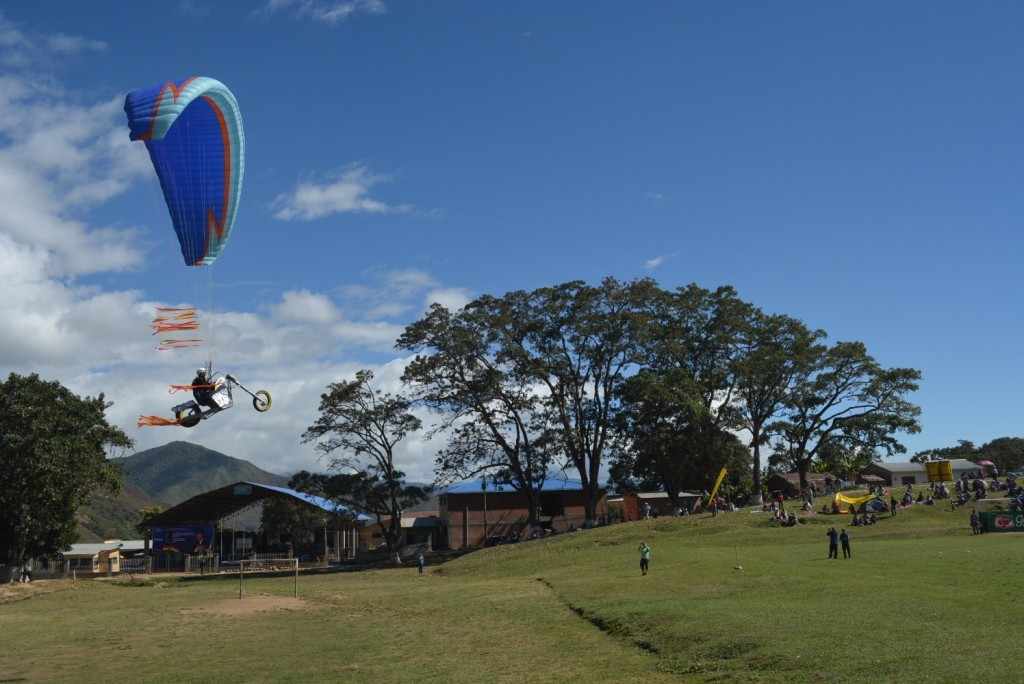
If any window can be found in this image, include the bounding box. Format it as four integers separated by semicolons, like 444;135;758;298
540;493;564;517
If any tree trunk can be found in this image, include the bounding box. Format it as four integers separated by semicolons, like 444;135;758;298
583;484;599;528
798;458;810;490
750;429;763;505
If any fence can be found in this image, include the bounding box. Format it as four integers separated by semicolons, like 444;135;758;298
183;554;219;574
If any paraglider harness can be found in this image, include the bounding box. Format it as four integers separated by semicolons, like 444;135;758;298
172;367;271;428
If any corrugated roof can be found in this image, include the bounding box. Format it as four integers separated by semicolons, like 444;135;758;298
63;543;118;557
102;539;146;551
444;476;587;495
635;491;702;499
144;481;372;527
249;483;373;522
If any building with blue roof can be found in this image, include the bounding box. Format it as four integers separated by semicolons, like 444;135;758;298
141;481;368;568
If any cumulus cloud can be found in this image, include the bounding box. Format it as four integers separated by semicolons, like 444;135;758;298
272;163;412;220
262;0;386;25
272;290;340;324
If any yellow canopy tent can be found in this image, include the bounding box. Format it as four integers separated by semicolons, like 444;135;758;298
833;491;878;514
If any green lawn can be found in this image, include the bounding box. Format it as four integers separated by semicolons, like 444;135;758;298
2;494;1020;683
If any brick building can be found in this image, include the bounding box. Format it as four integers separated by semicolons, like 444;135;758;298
439;477;606;549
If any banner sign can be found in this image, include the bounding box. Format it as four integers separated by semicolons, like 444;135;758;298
981;511;1024;533
152;525;214;553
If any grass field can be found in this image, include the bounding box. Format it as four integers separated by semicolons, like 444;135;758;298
2;490;1020;683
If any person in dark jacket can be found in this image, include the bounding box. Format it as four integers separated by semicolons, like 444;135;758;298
827;527;839;559
839;529;851;558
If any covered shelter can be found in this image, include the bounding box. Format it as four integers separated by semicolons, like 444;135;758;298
619;491;702;520
439;476;606;549
142;481;370;568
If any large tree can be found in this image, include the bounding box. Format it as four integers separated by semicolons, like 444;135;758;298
911;439;977;463
302;370;427;556
399;300;554;527
613;368;750;501
771;342;922;488
631;284;753;496
733;312;823;500
511;278;654;526
977;437;1024;473
0;373;131;582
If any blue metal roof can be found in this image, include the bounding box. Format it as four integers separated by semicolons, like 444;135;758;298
246;482;374;523
444;476;584;495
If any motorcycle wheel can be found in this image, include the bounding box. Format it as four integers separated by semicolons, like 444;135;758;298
177;407;202;428
253;390;272;412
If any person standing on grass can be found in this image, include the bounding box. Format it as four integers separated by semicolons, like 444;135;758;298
639;542;651;576
827;527;839;559
890;496;898;517
417;550;425;574
840;529;851;559
969;509;980;535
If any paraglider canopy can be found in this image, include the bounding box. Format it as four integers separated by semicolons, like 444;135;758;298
124;77;245;266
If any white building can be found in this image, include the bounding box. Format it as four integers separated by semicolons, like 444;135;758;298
863;459;980;485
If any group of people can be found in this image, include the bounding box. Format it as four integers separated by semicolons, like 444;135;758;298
826;527;852;559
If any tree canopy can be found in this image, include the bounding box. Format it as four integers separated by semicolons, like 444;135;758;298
302;370;427;555
0;373;131;581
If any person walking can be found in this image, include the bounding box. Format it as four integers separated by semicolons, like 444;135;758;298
969;509;980;535
827;527;839;559
639;542;651;576
890;496;898;517
840;529;851;559
417;550;426;574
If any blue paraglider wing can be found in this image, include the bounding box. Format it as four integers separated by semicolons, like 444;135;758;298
124;77;244;266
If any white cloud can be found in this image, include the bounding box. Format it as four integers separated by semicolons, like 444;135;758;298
262;0;386;25
425;287;471;312
272;163;413;220
644;255;666;270
272;290;340;324
0;13;106;65
46;33;108;54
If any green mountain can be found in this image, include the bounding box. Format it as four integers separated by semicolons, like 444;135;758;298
112;441;289;505
77;483;160;542
77;441;289;540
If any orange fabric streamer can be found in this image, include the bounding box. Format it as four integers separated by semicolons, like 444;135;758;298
137;415;181;427
168;383;216;394
152;307;200;335
156;339;203;351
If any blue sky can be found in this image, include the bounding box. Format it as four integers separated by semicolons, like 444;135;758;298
2;1;1022;475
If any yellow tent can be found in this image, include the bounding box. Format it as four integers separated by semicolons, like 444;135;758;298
833;491;877;514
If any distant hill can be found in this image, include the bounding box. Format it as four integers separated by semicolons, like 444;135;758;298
112;441;289;506
77;482;160;542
